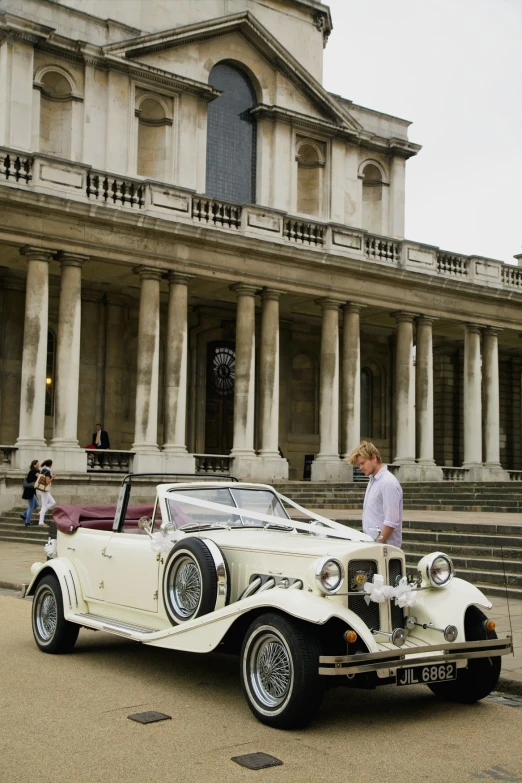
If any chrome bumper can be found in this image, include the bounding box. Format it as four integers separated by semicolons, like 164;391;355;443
319;637;513;676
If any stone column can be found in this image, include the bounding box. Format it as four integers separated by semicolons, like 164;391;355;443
415;316;443;480
463;323;484;479
131;267;161;471
50;252;88;472
341;303;364;471
392;311;421;480
482;327;508;480
230;284;259;479
257;288;288;481
163;272;195;472
15;246;54;467
312;299;351;481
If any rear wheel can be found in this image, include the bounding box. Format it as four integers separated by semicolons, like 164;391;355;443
32;575;79;654
429;619;500;703
241;613;323;729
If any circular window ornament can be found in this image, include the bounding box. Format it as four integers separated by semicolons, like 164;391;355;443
212;346;235;395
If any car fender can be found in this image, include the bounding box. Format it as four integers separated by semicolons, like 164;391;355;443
410;577;492;639
25;558;88;617
146;588;379;654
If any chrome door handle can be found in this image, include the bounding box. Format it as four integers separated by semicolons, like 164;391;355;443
101;548;112;558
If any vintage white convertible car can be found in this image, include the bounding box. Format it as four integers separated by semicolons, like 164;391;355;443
26;477;512;729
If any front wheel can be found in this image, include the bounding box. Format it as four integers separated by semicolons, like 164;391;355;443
429;620;500;703
240;613;323;729
32;575;79;654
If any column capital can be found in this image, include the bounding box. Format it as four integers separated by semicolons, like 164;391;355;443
262;287;285;301
391;310;418;323
316;297;344;311
483;326;502;337
19;245;54;263
416;314;438;325
230;283;260;297
465;322;482;335
56;250;89;268
343;302;366;315
167;271;194;285
133;266;162;282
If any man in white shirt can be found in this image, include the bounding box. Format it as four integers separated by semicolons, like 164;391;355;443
349;441;403;548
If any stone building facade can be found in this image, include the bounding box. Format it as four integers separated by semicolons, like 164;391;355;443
0;0;521;485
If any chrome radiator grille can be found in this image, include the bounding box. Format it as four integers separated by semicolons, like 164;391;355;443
389;558;404;629
348;559;380;631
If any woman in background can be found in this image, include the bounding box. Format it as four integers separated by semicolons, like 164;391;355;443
21;459;40;526
36;459;57;526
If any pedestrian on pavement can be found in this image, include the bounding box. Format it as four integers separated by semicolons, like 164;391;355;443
35;459;57;526
21;459;40;526
92;423;110;449
348;441;403;547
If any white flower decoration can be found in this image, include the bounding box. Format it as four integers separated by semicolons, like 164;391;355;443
394;576;417;608
364;573;396;605
150;532;174;555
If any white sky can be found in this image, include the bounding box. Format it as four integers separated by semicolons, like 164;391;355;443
323;0;522;264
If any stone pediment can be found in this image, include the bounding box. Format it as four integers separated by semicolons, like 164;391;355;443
103;12;362;134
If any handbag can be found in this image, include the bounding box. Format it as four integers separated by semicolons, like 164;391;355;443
34;474;49;492
23;479;35;490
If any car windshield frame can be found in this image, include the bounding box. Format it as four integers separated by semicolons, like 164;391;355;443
165;486;290;532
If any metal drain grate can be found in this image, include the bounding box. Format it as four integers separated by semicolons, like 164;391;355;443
128;711;172;724
231;753;283;770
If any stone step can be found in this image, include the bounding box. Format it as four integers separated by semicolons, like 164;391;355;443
404;540;522;561
474;583;522;601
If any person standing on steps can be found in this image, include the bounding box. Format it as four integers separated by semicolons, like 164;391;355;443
21;459;40;526
35;459;57;526
348;441;403;548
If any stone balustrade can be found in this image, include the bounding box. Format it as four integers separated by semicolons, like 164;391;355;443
0;147;519;294
194;454;232;474
507;470;522;481
86;449;134;473
441;467;468;481
0;446;17;469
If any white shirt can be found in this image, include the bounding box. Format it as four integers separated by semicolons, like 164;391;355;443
362;465;403;548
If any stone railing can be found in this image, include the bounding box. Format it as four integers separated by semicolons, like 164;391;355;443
437;252;468;278
365;235;400;263
192;197;241;229
0;446;17;469
86;172;145;208
283;218;325;246
194;454;232;474
0;150;33;183
2;148;521;295
502;266;522;290
507;470;522;481
86;449;134;473
441;467;468;481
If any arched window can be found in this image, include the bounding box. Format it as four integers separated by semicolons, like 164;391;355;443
360;367;373;437
45;330;56;417
206;63;257;204
136;96;171;180
296;139;325;217
362;163;384;234
39;71;74;158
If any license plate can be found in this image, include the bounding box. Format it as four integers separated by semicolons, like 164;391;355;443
396;662;457;687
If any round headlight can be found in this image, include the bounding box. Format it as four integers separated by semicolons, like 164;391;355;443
418;552;455;588
315;557;344;594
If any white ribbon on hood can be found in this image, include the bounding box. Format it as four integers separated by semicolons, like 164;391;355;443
363;573;416;608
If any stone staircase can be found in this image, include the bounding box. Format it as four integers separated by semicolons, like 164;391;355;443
0;506;50;545
275;482;522;513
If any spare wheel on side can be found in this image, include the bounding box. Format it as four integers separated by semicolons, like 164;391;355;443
163;537;230;624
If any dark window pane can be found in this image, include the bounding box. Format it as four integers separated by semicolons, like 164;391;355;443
206;63;257;204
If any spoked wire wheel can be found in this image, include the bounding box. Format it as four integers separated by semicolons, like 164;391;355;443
168;555;202;619
34;585;58;642
247;629;293;709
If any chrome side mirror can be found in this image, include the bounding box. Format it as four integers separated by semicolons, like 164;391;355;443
138;516;154;538
160;520;176;536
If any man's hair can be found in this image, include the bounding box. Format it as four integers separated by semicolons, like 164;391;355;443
96;423;101;427
348;441;382;466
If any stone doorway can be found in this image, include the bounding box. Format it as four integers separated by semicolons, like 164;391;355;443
205;341;235;453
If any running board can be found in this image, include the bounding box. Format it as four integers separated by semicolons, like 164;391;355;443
74;612;157;637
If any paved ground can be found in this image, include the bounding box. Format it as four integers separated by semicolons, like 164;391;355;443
1;590;522;783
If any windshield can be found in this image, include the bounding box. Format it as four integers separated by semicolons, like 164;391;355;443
166;487;290;532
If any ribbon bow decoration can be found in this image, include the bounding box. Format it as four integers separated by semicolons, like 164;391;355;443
394;576;417;608
150;532;174;555
363;573;396;605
